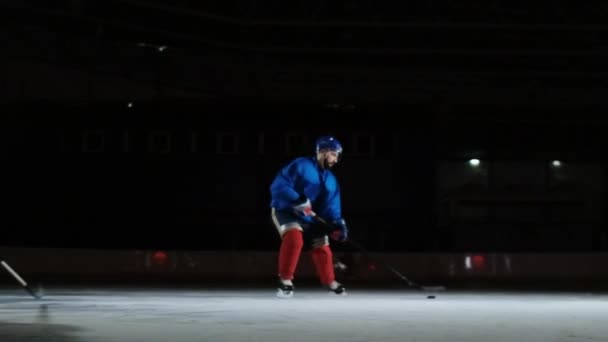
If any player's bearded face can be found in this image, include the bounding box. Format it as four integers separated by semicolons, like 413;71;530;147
322;150;340;169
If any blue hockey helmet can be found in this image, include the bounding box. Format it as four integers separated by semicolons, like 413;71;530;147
315;136;343;154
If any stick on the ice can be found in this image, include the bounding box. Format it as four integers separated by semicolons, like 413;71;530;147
1;260;43;299
312;215;446;292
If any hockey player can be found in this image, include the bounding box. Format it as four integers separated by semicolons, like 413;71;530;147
269;135;349;298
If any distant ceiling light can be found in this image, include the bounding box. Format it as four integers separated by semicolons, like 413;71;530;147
127;102;133;108
137;42;167;52
551;160;562;167
469;158;480;167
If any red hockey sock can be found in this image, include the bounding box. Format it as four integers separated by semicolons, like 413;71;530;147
278;229;304;280
311;245;335;285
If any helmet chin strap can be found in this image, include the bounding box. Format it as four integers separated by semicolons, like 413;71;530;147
322;159;330;169
316;154;329;169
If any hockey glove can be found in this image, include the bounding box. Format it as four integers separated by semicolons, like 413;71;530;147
330;218;348;242
292;196;315;217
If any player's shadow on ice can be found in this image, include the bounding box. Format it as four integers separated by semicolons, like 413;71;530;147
0;304;84;342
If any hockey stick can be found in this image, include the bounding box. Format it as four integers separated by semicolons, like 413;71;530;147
312;216;446;292
1;260;43;299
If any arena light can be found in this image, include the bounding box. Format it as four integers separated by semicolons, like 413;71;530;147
469;158;481;167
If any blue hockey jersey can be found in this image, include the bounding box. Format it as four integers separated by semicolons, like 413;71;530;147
270;156;342;222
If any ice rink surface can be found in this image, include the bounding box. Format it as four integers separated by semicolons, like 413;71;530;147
1;285;608;342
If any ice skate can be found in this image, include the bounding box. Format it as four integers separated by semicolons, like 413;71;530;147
276;279;294;298
328;281;347;296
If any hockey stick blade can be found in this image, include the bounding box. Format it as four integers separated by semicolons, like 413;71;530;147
1;260;43;299
312;216;446;292
347;238;446;292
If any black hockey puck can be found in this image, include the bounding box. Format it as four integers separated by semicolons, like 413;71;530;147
427;295;436;299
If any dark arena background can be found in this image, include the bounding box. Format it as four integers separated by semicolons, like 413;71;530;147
2;2;608;342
